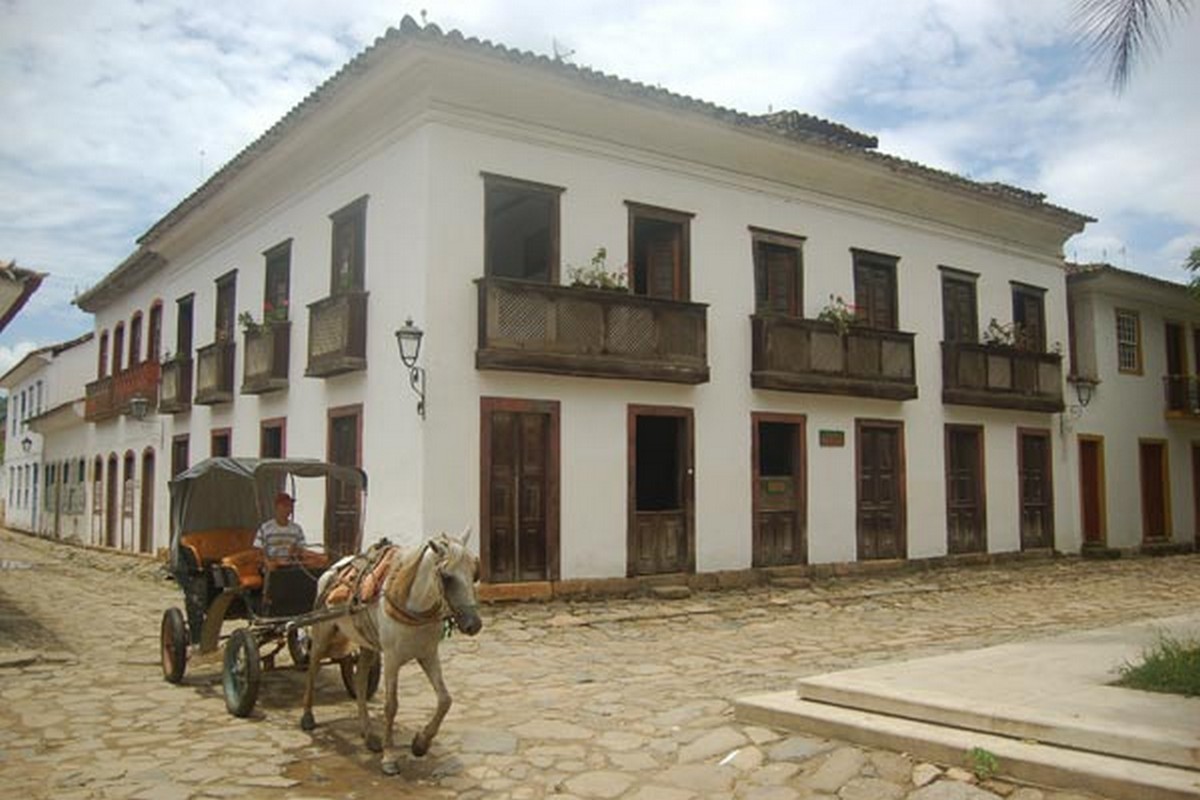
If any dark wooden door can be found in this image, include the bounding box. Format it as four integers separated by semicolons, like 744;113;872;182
756;243;800;315
105;455;118;548
140;450;155;554
854;261;897;330
1079;438;1105;546
486;410;551;582
1166;323;1187;410
1018;431;1053;549
629;408;694;575
1139;441;1168;541
752;416;806;567
942;276;977;343
1193;444;1200;546
856;422;905;560
1012;288;1046;351
645;226;682;300
946;426;985;554
326;408;362;558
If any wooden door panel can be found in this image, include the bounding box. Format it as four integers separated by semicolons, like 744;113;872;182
630;409;693;576
857;424;904;560
1080;440;1104;544
326;410;361;558
946;428;984;554
484;406;551;583
1139;442;1168;541
1019;432;1053;550
753;417;805;567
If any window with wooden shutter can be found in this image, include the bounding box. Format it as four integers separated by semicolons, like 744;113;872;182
264;241;291;322
628;203;692;301
752;229;804;315
940;270;978;343
484;174;562;283
329;196;368;295
1012;283;1047;352
215;271;237;344
852;249;899;330
1115;309;1141;373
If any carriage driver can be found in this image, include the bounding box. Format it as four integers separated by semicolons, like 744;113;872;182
254;492;306;559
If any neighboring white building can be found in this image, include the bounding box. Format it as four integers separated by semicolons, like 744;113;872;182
1066;263;1200;553
0;333;93;537
71;18;1096;587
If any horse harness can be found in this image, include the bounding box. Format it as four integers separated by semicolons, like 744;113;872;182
321;541;445;627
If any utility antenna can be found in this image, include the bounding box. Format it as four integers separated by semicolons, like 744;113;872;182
552;37;575;63
420;9;428;26
199;149;206;180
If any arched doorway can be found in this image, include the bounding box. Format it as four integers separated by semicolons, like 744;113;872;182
140;449;155;553
105;454;118;548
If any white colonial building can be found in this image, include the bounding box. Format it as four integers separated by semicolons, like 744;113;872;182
68;18;1099;589
1066;263;1200;553
0;333;93;537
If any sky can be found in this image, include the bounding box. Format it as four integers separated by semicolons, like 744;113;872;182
2;0;1198;374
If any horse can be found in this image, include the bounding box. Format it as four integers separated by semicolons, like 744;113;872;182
299;529;482;774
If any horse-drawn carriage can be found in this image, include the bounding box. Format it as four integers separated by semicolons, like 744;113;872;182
159;457;379;717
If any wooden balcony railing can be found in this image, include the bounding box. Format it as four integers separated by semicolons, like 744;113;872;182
1164;375;1200;419
85;360;161;422
115;360;160;413
84;376;116;422
195;341;235;405
242;322;290;395
159;357;192;414
306;292;367;377
942;341;1064;413
751;315;917;400
475;277;709;384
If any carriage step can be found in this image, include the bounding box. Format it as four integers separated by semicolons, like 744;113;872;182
649;585;691;600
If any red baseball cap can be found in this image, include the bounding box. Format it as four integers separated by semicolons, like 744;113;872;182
274;492;295;506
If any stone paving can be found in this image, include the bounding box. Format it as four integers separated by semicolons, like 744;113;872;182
2;527;1199;800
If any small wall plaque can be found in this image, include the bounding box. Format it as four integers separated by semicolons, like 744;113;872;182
819;429;845;448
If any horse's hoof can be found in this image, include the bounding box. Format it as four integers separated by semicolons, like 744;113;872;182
365;733;383;753
411;734;429;758
381;758;400;776
299;711;316;732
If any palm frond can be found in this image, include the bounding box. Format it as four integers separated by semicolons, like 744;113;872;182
1074;0;1193;91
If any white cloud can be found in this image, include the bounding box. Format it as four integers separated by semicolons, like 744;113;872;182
0;0;1197;346
0;341;38;379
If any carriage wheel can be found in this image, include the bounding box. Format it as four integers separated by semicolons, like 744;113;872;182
339;652;381;700
223;628;262;717
160;608;188;684
286;627;311;669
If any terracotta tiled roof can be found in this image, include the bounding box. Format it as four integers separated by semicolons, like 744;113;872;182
82;15;1092;307
1065;261;1191;294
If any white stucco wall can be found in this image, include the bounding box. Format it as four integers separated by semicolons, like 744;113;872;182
1068;274;1200;548
421;119;1074;580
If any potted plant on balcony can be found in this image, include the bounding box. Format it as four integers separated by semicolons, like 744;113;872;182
816;294;861;336
567;247;629;292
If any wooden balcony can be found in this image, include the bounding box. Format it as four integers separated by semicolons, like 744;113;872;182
195;341;235;405
84;360;161;422
159;357;193;414
242;322;290;395
475;277;709;384
942;341;1064;413
750;315;917;400
114;360;160;413
1164;375;1200;419
84;376;116;422
306;292;367;377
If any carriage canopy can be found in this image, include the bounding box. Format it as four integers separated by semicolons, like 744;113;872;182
168;457;367;572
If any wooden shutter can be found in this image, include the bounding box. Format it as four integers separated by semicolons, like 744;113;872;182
942;277;977;343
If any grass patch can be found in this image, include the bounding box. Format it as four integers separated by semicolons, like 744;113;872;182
1114;634;1200;697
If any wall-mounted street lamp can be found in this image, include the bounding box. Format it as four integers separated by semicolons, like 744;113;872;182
128;395;150;421
21;436;32;454
394;317;426;419
1069;375;1099;409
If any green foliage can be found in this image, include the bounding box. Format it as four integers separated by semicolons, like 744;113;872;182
568;247;628;292
1116;633;1200;696
967;746;999;780
816;294;860;335
1186;246;1200;301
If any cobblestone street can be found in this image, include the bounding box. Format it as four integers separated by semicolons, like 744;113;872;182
2;528;1198;800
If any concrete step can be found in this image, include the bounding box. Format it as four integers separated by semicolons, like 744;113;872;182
735;692;1200;800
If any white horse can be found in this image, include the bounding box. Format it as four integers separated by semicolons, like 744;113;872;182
299;530;482;774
